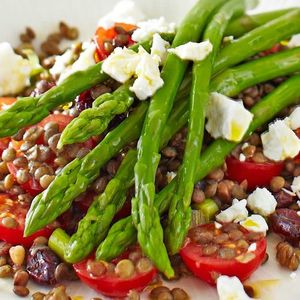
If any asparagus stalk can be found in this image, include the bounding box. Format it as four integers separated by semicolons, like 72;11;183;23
225;8;294;37
27;46;300;238
213;9;300;74
165;0;246;255
0;35;174;138
64;99;189;263
58;81;135;148
97;74;300;261
24;102;149;237
132;0;228;278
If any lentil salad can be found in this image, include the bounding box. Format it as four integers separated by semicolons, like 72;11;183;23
1;1;300;299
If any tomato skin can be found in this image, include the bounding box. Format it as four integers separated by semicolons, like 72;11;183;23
226;156;284;191
74;252;157;298
0;194;52;247
180;230;267;285
39;114;74;131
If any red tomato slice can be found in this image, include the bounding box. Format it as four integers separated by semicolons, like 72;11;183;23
73;250;157;297
94;23;136;62
180;223;267;285
0;97;16;110
0;194;52;247
226;156;284;191
39;114;74;132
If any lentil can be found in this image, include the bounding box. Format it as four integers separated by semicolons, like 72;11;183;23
23;126;43;143
150;287;171;299
171;288;190;300
87;260;106;277
0;161;8;174
207;168;224;182
191;188;205;204
2;147;16;162
13;285;29;297
48;133;61;152
39;174;55;189
9;245;26;266
55;262;78;282
20;141;34;152
252;152;268;163
12;128;26;141
4;174;14;190
13;156;28;168
276;241;299;271
136;257;153;273
1;216;17;228
0;264;13;278
0;256;6;266
115;259;135;279
16;169;30;184
32;292;46;300
218;247;236;260
270;176;285;192
13;270;29;286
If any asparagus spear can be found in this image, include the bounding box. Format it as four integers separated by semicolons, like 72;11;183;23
64;99;189;263
27;45;300;238
213;9;300;74
58;81;135;148
165;0;246;255
225;8;293;37
97;74;300;261
0;36;174;138
132;0;228;278
24;102;149;237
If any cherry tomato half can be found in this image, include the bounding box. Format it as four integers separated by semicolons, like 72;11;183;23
73;249;157;297
0;97;16;110
180;223;267;285
226;156;284;191
0;194;52;247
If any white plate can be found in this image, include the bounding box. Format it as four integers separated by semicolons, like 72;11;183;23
1;0;300;299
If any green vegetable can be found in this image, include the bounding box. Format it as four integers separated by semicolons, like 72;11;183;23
132;0;227;278
48;228;70;261
58;81;135;148
193;198;219;222
63;98;189;263
211;47;300;97
97;74;300;262
165;0;246;255
24;102;149;237
225;8;294;37
213;9;300;74
0;35;175;138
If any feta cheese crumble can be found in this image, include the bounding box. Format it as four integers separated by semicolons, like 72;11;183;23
287;34;300;48
286;107;300;130
240;214;268;234
261;120;300;161
98;0;145;29
291;176;300;198
130;46;164;100
50;48;74;77
168;40;213;62
102;47;140;83
132;17;176;42
216;199;248;223
0;42;32;96
217;276;253;300
57;42;96;84
206;93;253;142
247;187;277;216
151;33;170;65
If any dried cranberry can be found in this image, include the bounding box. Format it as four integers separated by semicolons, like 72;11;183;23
274;191;295;208
0;241;12;256
75;90;94;112
26;245;60;285
270;209;300;246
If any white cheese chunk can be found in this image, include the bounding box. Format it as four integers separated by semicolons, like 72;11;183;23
102;47;140;83
288;34;300;48
168;40;213;62
291;176;300;198
206;93;253;142
287;107;300;130
0;42;32;96
50;49;74;77
151;33;170;65
217;276;253;300
240;214;268;234
130;46;164;100
216;199;248;223
132;17;176;42
247;187;277;216
98;0;145;29
261;120;300;161
57;42;96;84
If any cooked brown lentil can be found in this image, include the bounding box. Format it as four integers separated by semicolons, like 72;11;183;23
86;260;106;277
13;285;29;297
115;259;135;279
13;270;29;286
276;241;299;271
